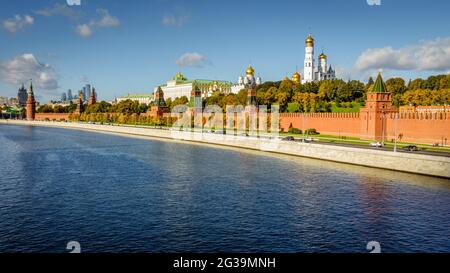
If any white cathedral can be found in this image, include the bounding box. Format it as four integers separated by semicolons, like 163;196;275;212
302;34;336;84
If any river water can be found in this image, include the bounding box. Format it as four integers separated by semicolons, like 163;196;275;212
0;124;449;253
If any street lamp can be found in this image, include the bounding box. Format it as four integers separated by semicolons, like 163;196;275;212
393;113;398;153
381;111;386;147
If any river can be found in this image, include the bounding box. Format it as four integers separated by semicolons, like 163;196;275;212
0;124;449;253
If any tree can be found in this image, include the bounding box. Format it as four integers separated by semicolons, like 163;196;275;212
386;77;407;107
408;78;425;90
277;91;289;112
170;96;189;110
37;105;54;113
236;89;247;106
439;74;450;89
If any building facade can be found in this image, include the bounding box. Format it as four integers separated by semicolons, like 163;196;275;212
155;72;235;101
116;93;154;105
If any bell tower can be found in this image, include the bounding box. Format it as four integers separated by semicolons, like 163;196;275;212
303;34;315;83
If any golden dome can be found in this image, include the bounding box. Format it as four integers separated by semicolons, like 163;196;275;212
305;34;314;46
292;72;301;83
246;65;255;76
319;53;327;59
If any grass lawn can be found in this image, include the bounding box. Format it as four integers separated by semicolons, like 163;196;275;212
331;102;362;113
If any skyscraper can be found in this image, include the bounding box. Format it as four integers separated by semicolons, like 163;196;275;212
67;89;73;101
61;92;67;102
85;84;91;102
82;87;87;102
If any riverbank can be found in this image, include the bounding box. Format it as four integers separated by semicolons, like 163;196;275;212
1;119;450;178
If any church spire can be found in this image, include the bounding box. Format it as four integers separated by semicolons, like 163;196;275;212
28;79;34;96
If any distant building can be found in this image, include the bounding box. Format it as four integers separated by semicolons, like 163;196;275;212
61;92;67;102
84;84;91;102
116;93;154;105
17;84;27;107
155;72;235;101
67;89;73;101
231;65;262;94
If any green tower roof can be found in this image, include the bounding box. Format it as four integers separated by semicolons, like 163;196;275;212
372;73;388;93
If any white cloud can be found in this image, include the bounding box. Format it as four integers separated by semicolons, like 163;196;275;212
355;37;450;72
34;3;81;19
0;54;59;90
75;9;120;38
75;24;92;37
176;52;210;67
2;15;34;33
162;13;189;27
96;9;120;27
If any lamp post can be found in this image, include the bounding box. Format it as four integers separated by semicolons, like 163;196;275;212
393;113;398;153
381;111;386;147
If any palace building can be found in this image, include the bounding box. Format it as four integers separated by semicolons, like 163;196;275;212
116;93;154;105
302;34;336;83
155;72;235;101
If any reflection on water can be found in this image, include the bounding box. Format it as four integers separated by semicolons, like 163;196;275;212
0;124;449;253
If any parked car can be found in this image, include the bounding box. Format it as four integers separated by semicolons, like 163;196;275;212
370;142;383;147
402;145;419;152
282;136;295;141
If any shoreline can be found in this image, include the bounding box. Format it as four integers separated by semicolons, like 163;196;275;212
1;119;450;179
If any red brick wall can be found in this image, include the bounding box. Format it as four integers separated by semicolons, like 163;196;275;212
279;112;450;144
280;113;361;137
35;113;70;121
385;113;450;144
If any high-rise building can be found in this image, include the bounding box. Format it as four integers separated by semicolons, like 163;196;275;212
85;84;91;102
82;87;87;102
17;84;27;107
67;89;73;101
61;92;67;102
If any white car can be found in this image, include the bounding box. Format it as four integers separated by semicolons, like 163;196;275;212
370;142;383;147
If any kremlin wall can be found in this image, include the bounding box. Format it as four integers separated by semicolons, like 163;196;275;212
279;111;450;144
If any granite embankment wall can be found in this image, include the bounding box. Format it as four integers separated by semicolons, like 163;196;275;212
1;120;449;178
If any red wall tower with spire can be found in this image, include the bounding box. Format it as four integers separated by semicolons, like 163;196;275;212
26;81;36;121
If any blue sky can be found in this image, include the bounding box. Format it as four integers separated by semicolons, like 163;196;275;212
1;0;450;102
